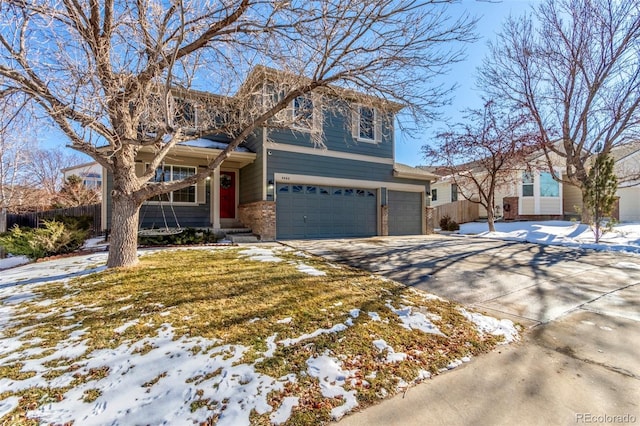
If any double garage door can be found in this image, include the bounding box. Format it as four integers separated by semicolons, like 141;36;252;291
276;184;423;239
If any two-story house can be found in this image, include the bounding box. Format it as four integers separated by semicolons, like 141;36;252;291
102;68;436;239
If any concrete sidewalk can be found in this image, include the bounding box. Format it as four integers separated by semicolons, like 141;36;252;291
285;235;640;425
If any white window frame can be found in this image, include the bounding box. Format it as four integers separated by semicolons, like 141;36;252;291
522;171;534;197
291;94;321;133
172;98;198;129
146;164;198;205
352;104;382;144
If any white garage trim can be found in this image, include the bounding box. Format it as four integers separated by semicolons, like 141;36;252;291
274;173;425;192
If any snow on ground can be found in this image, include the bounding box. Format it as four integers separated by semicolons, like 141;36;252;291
0;255;30;271
458;308;520;344
0;244;521;425
459;221;640;255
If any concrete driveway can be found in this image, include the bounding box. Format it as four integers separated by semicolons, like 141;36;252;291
285;235;640;425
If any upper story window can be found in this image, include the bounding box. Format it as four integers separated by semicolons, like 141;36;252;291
431;188;438;202
352;105;382;143
522;171;534;197
148;164;197;204
540;172;559;197
292;95;316;131
173;99;197;128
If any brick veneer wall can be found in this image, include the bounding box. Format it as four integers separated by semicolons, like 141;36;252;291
380;205;389;236
425;206;434;234
238;201;276;241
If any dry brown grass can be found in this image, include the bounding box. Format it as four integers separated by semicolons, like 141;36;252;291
0;247;504;425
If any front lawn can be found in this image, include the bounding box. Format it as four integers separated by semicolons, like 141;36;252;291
0;246;518;425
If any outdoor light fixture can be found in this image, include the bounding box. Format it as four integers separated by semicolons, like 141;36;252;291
267;179;274;197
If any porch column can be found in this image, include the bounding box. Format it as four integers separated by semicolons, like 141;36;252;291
212;168;221;229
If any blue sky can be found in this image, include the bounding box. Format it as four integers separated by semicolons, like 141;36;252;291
40;0;536;166
396;0;536;167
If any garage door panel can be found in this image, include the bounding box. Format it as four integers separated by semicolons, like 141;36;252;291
388;190;422;236
276;183;377;239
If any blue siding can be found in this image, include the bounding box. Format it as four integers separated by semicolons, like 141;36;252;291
240;148;264;204
266;106;393;159
105;171;211;230
267;150;427;188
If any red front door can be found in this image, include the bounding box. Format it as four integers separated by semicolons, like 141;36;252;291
220;171;236;218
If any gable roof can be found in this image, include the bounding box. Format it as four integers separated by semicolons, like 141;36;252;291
240;65;405;112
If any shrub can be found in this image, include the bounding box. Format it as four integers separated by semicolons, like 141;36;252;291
439;215;460;232
137;228;218;246
0;220;89;260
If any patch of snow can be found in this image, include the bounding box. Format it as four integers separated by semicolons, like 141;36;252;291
25;325;295;426
239;248;283;263
368;312;381;322
270;396;299;425
114;319;139;334
0;255;30;271
458;308;519;344
349;309;360;318
0;396;20;418
459;221;640;255
279;323;348;347
276;317;293;324
615;262;640;270
82;237;108;250
372;339;407;363
306;355;358;420
386;302;445;336
2;292;37;305
293;251;312;258
263;334;278;358
296;263;326;276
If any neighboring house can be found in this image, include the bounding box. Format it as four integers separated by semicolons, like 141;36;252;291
62;162;103;190
423;142;640;223
103;68;437;239
612;142;640;222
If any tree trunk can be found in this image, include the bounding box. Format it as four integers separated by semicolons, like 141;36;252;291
107;195;141;268
581;190;593;224
487;210;496;232
0;207;6;233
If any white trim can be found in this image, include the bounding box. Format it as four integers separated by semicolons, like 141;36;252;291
144;163;199;205
274;173;425;192
212;168;220;228
262;130;268;200
265;142;393;165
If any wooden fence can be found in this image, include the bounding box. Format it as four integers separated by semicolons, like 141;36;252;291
6;204;102;236
432;200;480;228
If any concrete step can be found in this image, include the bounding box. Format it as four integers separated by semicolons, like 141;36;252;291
220;227;252;234
228;233;260;243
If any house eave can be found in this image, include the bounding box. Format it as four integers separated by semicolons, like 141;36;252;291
392;164;438;181
140;144;257;169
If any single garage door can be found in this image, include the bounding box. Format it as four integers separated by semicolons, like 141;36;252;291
388;190;422;235
276;184;377;238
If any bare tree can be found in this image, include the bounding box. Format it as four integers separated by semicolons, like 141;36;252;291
423;101;538;231
479;0;640;222
54;175;101;208
25;148;85;196
0;92;36;231
0;0;476;268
